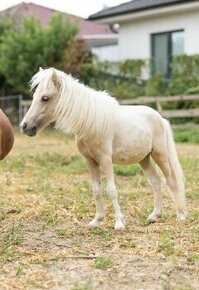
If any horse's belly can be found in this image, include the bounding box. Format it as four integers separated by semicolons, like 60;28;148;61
112;125;152;165
112;147;150;164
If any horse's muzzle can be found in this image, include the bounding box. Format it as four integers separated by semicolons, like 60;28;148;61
20;122;37;137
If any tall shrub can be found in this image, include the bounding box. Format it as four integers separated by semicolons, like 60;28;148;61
81;59;146;99
0;13;78;95
169;54;199;95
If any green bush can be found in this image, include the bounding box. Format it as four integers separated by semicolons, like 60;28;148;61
145;73;167;96
81;59;146;99
169;54;199;95
81;54;199;101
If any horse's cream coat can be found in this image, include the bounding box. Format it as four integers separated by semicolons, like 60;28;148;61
20;67;186;230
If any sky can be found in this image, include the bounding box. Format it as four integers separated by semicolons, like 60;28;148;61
0;0;128;18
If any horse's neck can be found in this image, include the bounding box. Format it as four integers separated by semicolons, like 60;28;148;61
55;77;118;139
55;78;95;137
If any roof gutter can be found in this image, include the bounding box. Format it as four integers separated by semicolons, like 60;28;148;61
90;1;199;24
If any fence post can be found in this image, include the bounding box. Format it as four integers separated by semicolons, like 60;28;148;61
18;94;23;124
156;99;163;114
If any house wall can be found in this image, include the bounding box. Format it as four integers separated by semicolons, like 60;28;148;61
92;44;119;62
119;9;199;60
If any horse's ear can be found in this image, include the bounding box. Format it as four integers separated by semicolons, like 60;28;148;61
39;67;43;72
51;69;60;87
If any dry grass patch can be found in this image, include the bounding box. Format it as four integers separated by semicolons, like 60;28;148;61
0;129;198;290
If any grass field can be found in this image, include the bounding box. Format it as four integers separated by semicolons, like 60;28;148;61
0;129;198;290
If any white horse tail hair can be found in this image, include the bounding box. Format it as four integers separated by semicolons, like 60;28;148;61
164;119;186;213
164;120;184;181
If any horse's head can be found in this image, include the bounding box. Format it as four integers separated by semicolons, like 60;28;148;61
20;68;60;136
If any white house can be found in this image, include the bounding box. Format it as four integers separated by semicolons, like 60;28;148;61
89;0;199;77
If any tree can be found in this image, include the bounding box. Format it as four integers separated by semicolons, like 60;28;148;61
0;13;79;96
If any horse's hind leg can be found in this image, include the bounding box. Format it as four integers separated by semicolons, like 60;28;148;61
140;155;162;222
152;152;186;220
86;158;105;227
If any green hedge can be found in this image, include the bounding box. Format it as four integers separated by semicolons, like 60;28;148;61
169;54;199;95
80;55;199;100
80;60;146;99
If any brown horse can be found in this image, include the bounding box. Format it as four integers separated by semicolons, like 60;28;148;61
0;109;14;160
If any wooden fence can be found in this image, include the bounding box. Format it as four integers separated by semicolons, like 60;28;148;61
21;100;32;118
119;95;199;128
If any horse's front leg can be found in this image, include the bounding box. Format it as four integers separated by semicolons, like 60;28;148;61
101;155;125;230
86;158;105;227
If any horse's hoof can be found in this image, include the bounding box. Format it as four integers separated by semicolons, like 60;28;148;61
88;220;99;227
148;217;157;223
177;213;186;221
148;212;161;223
114;222;125;231
88;215;104;227
148;216;158;223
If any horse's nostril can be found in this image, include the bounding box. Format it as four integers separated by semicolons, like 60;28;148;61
32;126;37;132
22;122;27;130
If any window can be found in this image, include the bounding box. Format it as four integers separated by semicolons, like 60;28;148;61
151;30;184;78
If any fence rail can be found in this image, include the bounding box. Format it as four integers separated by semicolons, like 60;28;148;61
119;94;199;120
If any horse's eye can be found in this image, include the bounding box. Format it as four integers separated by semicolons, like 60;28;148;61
41;96;49;102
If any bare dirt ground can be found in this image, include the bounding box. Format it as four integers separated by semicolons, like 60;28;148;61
0;130;198;290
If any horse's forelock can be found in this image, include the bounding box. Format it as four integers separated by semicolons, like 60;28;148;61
30;68;57;91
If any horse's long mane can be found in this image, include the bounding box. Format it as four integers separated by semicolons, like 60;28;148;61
31;68;119;139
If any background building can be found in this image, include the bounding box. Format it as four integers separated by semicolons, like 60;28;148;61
89;0;199;77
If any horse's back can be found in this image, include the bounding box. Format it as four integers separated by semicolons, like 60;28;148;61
0;109;14;160
119;105;162;120
117;105;164;131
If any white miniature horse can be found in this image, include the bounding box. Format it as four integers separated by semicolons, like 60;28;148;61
20;67;186;230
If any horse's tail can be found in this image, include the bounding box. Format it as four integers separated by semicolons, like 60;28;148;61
164;119;186;215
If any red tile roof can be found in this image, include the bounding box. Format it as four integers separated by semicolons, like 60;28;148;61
2;2;114;37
